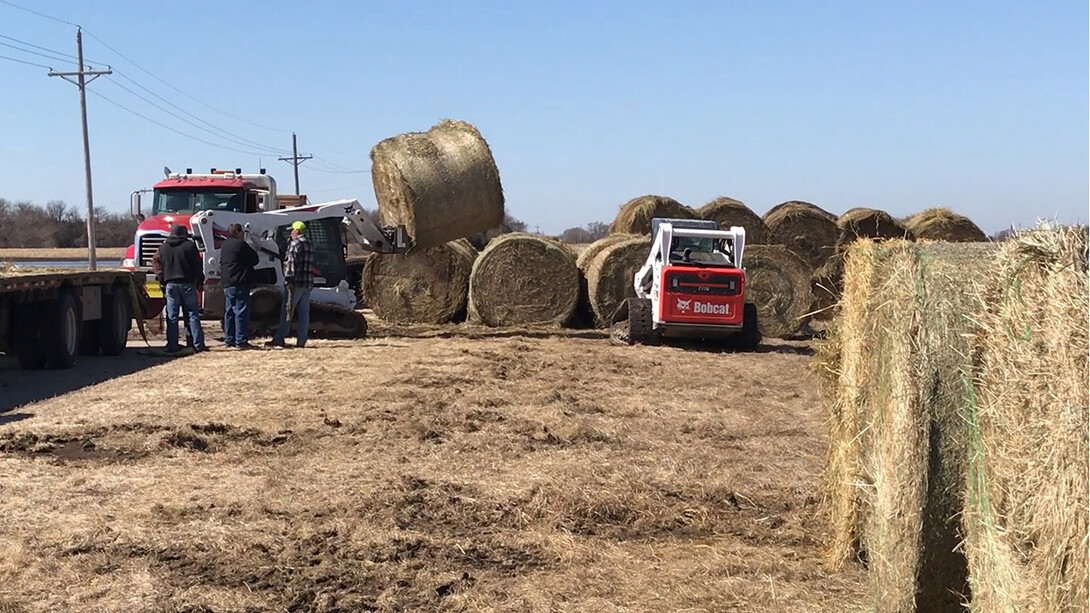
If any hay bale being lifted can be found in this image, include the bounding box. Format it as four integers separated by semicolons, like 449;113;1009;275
468;234;579;327
361;239;477;324
609;195;698;235
584;236;652;326
763;201;838;270
964;226;1088;613
836;207;913;244
904;207;987;242
371;119;505;250
697;197;770;244
743;245;813;339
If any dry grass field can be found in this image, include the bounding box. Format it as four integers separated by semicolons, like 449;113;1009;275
0;318;866;612
0;247;128;262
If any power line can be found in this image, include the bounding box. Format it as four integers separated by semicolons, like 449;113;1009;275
0;39;78;64
0;0;79;27
0;52;50;69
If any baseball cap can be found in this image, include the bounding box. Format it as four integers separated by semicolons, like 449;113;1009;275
291;221;306;232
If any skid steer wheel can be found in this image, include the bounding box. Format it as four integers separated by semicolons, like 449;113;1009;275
737;302;761;351
627;297;660;346
43;291;81;369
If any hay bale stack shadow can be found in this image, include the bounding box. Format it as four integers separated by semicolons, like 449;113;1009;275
371;119;505;250
467;233;580;327
763;201;839;270
584;236;652;327
964;226;1089;613
697;197;770;244
743;245;813;339
361;239;477;324
904;208;987;243
609;195;698;235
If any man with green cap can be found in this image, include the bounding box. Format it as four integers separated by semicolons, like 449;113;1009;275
268;220;314;348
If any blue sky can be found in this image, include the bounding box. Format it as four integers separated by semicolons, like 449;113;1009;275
0;0;1086;235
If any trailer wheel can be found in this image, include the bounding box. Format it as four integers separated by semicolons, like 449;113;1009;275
99;287;131;356
13;305;47;370
44;291;81;369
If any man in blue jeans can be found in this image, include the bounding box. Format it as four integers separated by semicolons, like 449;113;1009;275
156;224;207;353
219;223;259;349
267;220;314;349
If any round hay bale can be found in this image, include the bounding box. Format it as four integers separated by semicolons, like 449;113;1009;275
904;207;987;242
762;201;838;270
609;195;698;235
361;239;477;324
697;197;770;244
576;234;640;272
810;252;844;321
467;233;579;327
743;245;814;339
836;207;914;245
370;119;505;250
585;236;652;326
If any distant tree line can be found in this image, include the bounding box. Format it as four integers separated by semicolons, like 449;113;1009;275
0;199;138;248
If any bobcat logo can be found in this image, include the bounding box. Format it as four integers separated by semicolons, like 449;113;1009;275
676;298;692;312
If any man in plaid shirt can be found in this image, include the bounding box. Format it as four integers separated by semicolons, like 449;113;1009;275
268;221;315;348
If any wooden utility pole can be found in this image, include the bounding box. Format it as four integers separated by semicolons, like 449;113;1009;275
278;133;312;195
49;27;111;270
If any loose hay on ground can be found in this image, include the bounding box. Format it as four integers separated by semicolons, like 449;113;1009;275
964;226;1089;613
697;197;770;244
370;119;505;249
583;236;652;327
361;239;477;324
743;245;813;339
467;233;580;327
763;201;839;270
609;195;698;235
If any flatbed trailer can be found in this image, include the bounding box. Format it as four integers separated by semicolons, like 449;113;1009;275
0;269;149;370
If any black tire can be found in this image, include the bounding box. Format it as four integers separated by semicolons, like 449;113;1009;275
99;287;131;356
79;321;102;356
628;297;660;346
44;291;81;369
13;304;46;370
738;302;761;351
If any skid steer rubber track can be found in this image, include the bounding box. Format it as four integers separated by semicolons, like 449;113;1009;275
307;303;368;338
627;298;660;345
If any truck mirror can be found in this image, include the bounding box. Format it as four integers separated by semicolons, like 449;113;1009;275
130;191;142;218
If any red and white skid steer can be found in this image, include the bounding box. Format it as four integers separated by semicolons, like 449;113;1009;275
610;218;761;349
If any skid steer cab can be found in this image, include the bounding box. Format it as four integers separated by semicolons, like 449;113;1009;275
611;218;760;350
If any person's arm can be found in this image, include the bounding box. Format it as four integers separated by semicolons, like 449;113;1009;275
152;250;163;284
243;242;259;268
187;244;205;286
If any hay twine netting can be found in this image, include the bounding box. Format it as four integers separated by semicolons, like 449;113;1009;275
609;195;698;235
697;197;770;244
361;239;477;324
370;119;505;250
467;233;580;327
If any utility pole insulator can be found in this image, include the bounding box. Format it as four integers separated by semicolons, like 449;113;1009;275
49;27;111;271
278;133;312;195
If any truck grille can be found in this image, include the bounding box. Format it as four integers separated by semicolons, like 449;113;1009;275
138;233;167;268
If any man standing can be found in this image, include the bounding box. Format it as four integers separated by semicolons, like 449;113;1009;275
157;224;207;353
219;223;259;349
267;220;314;348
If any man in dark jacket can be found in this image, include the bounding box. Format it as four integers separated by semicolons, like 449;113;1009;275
157;224;207;353
219;223;259;349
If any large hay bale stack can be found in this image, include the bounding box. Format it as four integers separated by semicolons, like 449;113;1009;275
575;233;640;272
467;233;579;327
609;195;698;235
964;226;1089;613
836;207;914;244
584;236;652;326
743;245;813;339
697;197;770;243
904;207;987;242
370;119;505;250
763;201;838;270
360;239;477;324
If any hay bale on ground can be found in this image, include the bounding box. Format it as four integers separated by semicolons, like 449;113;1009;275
697;197;770;244
467;234;579;327
743;245;813;339
584;236;652;327
837;207;913;244
573;234;639;327
964;226;1089;613
763;201;838;270
576;234;640;272
904;208;987;243
370;119;505;250
820;241;998;612
609;195;698;235
361;239;477;324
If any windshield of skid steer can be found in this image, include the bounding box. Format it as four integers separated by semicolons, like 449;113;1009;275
670;237;734;266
